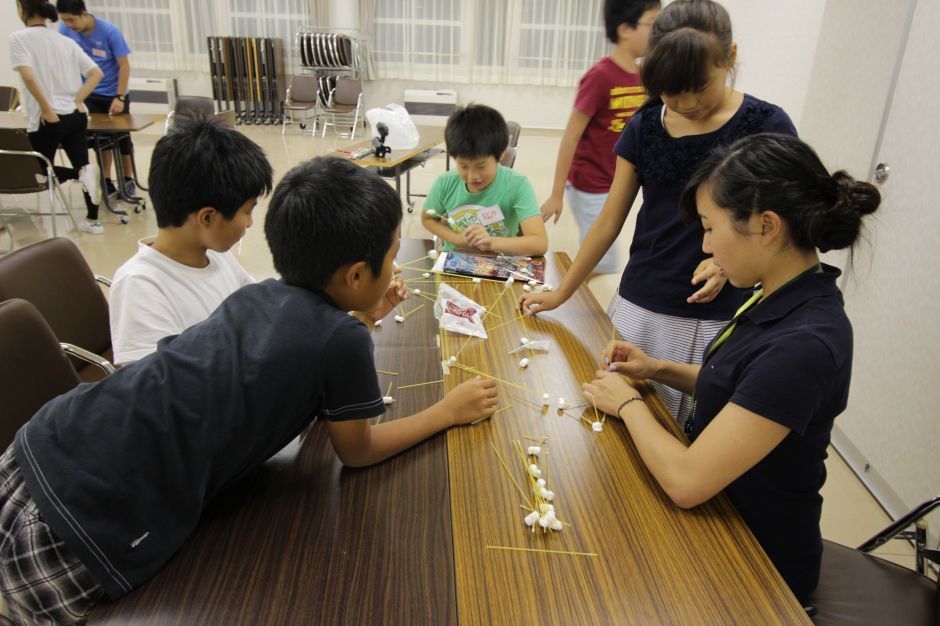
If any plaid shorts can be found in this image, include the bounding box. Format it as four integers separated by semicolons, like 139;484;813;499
0;446;102;624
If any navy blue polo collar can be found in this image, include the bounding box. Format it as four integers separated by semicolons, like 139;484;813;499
743;263;843;326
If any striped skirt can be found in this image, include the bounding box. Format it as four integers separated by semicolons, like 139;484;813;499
608;295;728;428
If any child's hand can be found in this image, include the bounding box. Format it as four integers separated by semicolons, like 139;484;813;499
364;270;409;322
442;376;498;425
601;340;657;380
519;290;564;316
540;196;563;224
688;257;728;303
463;224;494;251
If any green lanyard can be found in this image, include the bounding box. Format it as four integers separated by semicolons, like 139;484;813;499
684;262;823;434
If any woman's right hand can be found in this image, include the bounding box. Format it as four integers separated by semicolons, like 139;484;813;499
519;289;566;316
601;340;659;380
41;109;60;124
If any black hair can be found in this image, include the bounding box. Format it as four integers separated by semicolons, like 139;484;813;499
444;104;509;161
640;0;733;102
264;157;403;291
55;0;86;14
679;133;881;253
147;116;272;228
603;0;661;43
18;0;58;21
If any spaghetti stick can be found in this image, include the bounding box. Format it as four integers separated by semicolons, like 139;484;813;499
403;303;425;318
490;442;530;502
484;546;598;558
452;363;542;396
376;370;398;376
396;379;444;389
473;404;514;423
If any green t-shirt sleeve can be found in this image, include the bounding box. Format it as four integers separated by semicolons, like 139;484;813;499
512;175;541;222
424;174;447;215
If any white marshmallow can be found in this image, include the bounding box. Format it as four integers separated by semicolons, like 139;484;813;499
528;446;541;457
441;360;451;375
541;490;555;501
524;510;540;526
522;285;531;292
536;478;546;488
425;209;436;216
539;503;553;514
428;249;439;260
412;288;421;294
394;315;405;323
422;272;430;278
557;397;567;409
520;337;529;345
472;277;482;284
373;319;383;327
550;519;563;531
543;284;554;292
528;279;538;287
506;276;515;286
383;396;395;405
528;464;542;478
448;355;457;365
519;358;529;368
592;421;603;432
539;516;551;528
542;393;551;406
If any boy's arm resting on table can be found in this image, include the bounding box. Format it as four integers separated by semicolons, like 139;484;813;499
541;108;591;223
483;215;548;256
326;377;498;467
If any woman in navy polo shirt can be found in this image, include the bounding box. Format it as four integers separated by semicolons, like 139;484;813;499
583;133;880;602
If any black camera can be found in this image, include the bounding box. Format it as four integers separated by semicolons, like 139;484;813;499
372;122;392;158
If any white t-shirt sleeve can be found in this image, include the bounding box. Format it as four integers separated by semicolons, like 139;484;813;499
9;33;31;70
110;273;185;365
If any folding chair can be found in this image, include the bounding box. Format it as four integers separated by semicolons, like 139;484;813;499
0;128;77;252
318;77;363;139
165;95;235;132
501;121;522;168
0;237;114;382
282;75;319;135
806;494;940;625
0;85;21;112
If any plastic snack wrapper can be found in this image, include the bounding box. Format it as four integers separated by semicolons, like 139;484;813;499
434;284;488;338
507;341;550;355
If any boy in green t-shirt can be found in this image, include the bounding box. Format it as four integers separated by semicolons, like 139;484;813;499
421;104;548;256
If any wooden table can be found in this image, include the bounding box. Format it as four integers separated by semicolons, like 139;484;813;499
0;111;159;221
337;125;446;212
90;241;811;625
86;113;158;219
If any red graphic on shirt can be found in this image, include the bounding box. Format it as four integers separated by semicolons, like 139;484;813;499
445;300;478;321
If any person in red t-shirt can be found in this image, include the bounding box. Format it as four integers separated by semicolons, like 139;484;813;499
541;0;660;275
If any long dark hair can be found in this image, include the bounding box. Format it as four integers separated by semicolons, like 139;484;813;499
640;0;732;109
18;0;58;21
680;133;880;253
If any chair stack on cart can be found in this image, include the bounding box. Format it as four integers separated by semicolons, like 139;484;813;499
295;28;364;138
207;36;285;126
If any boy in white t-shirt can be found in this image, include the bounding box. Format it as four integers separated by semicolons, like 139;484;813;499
109;116;273;364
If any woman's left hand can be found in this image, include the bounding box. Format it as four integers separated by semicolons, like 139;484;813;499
582;369;641;418
688;257;727;304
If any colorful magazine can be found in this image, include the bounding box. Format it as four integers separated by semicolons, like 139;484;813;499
434;251;545;282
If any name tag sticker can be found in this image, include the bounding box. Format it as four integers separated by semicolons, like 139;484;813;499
477;205;505;226
92;48;107;58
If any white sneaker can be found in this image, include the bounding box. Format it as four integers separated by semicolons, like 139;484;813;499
77;219;104;235
79;164;102;205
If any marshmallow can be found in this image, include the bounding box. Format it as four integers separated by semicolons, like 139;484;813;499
550;519;564;531
448;355;457;365
528;464;542;478
441;360;451;375
471;277;482;284
536;478;546;488
539;516;551;528
557;397;567;409
428;249;439;260
528;279;538;287
527;446;541;457
422;272;430;278
520;337;529;345
425;209;436;216
373;319;383;327
394;315;405;323
519;358;529;369
522;285;531;292
542;284;554;292
383;396;395;405
542;393;551;406
592;421;603;432
412;288;421;294
506;276;515;286
524;510;540;526
539;503;554;514
541;489;555;501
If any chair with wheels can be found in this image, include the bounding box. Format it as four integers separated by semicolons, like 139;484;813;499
0;237;114;383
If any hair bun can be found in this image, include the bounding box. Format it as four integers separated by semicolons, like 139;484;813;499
808;171;880;252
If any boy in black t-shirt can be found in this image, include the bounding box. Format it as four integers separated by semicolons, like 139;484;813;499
0;157;498;623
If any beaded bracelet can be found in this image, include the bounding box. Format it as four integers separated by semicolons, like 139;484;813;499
617;396;644;419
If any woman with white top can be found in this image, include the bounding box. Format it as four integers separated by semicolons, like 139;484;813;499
9;0;105;234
